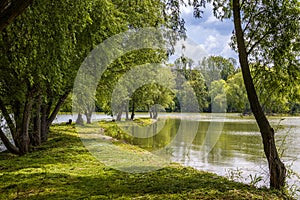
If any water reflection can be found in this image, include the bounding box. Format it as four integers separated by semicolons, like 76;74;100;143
126;114;300;193
131;118;264;164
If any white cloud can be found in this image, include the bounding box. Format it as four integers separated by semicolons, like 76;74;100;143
169;38;208;64
181;5;193;15
204;35;218;52
205;15;219;24
179;3;238;60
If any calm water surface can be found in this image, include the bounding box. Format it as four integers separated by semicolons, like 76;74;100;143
129;113;300;193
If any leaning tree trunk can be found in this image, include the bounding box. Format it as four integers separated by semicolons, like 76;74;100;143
47;91;70;126
40;91;70;142
0;128;19;154
232;0;286;189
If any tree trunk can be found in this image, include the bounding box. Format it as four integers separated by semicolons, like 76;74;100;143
47;91;70;126
40;92;70;142
0;128;19;154
131;101;135;120
232;0;286;189
153;105;158;119
125;103;129;121
85;112;92;124
17;98;33;155
149;105;153;119
0;98;16;140
116;110;122;121
85;103;95;124
76;113;84;125
31;96;42;146
85;102;95;124
41;104;49;143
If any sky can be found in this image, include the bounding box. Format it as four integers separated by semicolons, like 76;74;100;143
170;4;238;64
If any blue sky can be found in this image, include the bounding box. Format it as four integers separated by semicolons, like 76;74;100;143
170;4;238;64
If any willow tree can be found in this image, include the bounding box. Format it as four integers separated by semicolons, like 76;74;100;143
0;0;124;155
177;0;299;189
94;0;184;122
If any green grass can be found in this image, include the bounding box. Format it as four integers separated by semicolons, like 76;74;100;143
0;122;288;199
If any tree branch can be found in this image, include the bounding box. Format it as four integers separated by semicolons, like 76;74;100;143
47;90;71;126
242;9;265;33
0;0;33;32
0;98;15;135
0;127;19;155
246;30;271;55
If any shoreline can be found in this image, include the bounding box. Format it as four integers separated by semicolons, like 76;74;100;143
0;122;290;199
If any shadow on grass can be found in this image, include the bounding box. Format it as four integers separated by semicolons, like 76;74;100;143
0;125;88;172
1;167;281;200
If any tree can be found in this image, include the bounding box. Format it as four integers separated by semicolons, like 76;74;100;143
87;0;180;123
96;48;169;121
198;56;236;88
177;0;299;189
0;0;124;155
133;83;175;119
252;66;291;114
226;67;295;114
231;0;299;189
174;56;209;111
209;80;227;113
108;63;175;121
225;71;250;113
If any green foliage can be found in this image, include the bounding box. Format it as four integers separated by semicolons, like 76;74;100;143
226;72;250;113
186;0;300;115
0;0;183;153
210;80;227;113
133;83;176;112
170;53;300;114
252;66;291;114
96;49;172;118
174;56;209;111
199;56;236;83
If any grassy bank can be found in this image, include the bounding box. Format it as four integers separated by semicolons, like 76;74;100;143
0;122;287;199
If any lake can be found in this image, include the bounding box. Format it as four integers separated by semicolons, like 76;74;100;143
122;113;300;195
1;113;300;196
